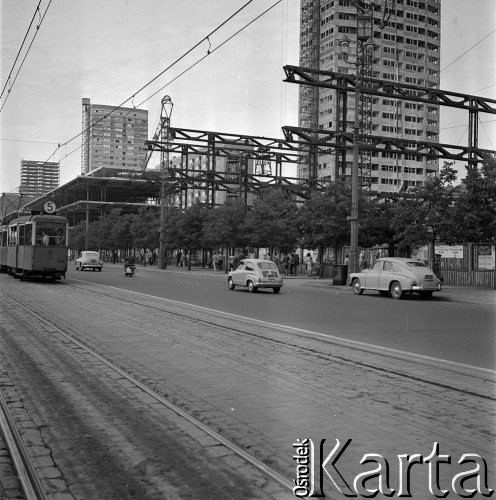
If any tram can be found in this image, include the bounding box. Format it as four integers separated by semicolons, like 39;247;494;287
0;213;69;280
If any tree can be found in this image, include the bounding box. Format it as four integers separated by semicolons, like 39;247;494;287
359;195;397;252
164;204;208;269
130;207;160;250
297;180;350;262
203;198;248;251
391;162;459;264
453;154;496;244
69;221;87;252
242;188;299;253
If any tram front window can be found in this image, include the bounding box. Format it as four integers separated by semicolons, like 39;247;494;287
36;223;66;246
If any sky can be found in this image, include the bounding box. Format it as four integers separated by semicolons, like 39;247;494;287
1;0;495;193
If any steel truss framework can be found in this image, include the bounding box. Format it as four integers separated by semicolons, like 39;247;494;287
146;116;495;205
13;78;495;227
145;127;322;203
284;65;496;169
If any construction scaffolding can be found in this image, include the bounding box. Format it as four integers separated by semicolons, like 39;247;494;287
298;0;321;183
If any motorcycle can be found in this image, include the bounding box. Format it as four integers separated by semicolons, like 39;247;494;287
124;264;136;277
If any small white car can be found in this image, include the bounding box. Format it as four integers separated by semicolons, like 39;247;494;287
75;251;103;272
349;257;441;299
228;259;283;293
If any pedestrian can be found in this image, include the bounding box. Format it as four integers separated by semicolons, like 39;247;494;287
305;252;313;277
217;252;224;271
273;253;279;270
344;254;349;266
434;253;443;282
176;250;182;267
213;252;218;271
359;251;365;269
280;253;288;276
289;253;295;276
293;252;300;275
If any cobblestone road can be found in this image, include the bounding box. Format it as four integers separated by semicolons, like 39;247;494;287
0;276;494;499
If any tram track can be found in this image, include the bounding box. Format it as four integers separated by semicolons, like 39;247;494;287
52;281;495;457
0;389;47;500
1;279;494;496
64;279;495;402
0;288;293;498
6;281;496;447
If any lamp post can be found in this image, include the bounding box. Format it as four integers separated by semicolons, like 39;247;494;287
158;95;173;270
339;24;375;278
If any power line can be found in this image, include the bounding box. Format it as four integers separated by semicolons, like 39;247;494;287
138;1;284;110
479;117;495;150
441;28;496;73
0;0;42;100
441;119;496;131
0;0;53;112
49;0;255;163
1;138;60;145
47;1;284;170
139;0;284;168
470;83;496;94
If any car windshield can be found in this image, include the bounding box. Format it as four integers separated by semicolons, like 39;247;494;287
84;252;99;259
406;261;428;267
257;262;277;270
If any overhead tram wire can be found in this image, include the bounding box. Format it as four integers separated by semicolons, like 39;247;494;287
46;0;284;170
0;0;42;101
0;0;52;112
136;0;284;109
479;117;495;150
49;0;255;162
139;0;285;172
440;28;496;73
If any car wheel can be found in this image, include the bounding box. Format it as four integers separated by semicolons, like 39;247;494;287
390;281;403;299
419;291;433;299
273;287;280;294
247;280;257;293
228;277;235;290
352;278;363;295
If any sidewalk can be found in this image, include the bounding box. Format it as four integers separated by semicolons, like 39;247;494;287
113;263;496;306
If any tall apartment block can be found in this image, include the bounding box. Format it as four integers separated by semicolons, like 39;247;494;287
298;0;441;192
19;160;60;196
81;98;148;175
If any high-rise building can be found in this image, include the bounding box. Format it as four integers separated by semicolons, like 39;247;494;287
81;98;148;175
19;160;60;196
298;0;441;192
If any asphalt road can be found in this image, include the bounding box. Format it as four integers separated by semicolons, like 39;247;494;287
67;265;495;370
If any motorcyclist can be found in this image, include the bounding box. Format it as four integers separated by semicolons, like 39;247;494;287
124;255;136;271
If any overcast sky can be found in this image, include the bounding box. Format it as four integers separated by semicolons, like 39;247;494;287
1;0;495;192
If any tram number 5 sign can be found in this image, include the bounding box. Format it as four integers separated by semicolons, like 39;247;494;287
44;201;56;214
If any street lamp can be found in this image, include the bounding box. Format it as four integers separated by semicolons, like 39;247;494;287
339;30;375;279
158;95;173;269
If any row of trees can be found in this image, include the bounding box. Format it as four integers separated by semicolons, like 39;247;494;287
70;158;496;265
